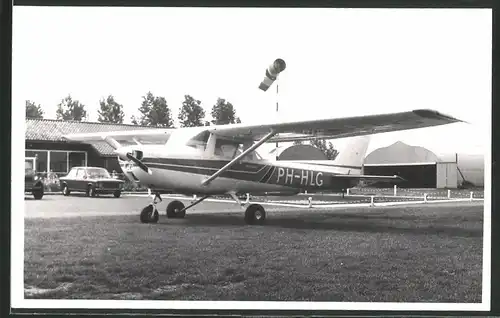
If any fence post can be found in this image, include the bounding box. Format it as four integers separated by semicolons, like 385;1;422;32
448;189;451;199
394;184;397;196
424;193;427;203
308;197;313;208
470;191;473;202
370;195;374;207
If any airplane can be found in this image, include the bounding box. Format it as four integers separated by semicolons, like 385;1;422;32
64;109;462;225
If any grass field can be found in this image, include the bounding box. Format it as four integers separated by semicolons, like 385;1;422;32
23;199;484;302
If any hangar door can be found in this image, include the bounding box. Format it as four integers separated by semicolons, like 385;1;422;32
436;162;458;189
363;163;437;188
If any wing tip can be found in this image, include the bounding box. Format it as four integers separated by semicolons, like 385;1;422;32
413;109;465;123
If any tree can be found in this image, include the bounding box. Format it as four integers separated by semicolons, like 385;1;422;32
178;95;205;127
55;95;87;121
210;98;241;125
97;95;125;124
134;92;174;127
25;100;44;119
309;138;339;160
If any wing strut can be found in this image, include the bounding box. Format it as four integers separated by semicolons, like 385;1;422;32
201;130;276;186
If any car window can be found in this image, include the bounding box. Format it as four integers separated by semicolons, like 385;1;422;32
86;168;110;178
75;169;84;178
66;168;76;178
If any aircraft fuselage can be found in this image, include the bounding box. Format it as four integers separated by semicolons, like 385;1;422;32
120;156;354;196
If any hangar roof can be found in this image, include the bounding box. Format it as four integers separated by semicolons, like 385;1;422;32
365;141;441;164
25;118;164;157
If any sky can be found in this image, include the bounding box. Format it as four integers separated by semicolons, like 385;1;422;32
13;7;492;156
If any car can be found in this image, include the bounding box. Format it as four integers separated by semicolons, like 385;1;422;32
25;159;44;199
59;166;125;198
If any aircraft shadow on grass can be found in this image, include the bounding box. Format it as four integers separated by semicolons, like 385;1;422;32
155;212;483;238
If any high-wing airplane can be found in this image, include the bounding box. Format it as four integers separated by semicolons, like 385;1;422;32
64;109;462;225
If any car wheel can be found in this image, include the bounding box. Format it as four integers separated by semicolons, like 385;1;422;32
87;185;96;197
62;184;70;196
113;190;121;198
33;187;44;200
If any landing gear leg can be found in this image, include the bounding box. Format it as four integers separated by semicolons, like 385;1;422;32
140;191;161;224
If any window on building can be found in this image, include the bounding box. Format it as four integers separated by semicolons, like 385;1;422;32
50;151;68;173
69;152;86;170
25;150;48;173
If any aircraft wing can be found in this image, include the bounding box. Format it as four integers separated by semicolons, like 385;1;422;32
208;109;463;142
64;129;174;145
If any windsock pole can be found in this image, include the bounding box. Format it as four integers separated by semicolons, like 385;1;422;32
275;77;279;161
258;58;286;160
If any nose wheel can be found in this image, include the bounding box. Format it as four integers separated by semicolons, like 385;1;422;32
140;204;159;223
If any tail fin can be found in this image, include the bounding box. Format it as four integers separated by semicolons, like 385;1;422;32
332;135;371;170
285;136;371;175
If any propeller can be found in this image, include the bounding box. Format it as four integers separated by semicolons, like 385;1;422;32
115;148;152;175
126;153;153;175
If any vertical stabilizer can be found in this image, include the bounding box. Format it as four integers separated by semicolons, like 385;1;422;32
285;136;371;175
333;135;371;169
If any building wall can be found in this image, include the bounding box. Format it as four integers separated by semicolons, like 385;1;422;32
364;164;437;188
26;141;101;174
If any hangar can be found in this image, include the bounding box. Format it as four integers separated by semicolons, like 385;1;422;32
25;118;163;177
364;141;484;188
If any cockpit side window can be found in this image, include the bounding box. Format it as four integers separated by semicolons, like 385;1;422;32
186;131;210;151
214;138;263;160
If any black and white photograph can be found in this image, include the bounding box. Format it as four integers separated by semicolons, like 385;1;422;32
11;5;491;313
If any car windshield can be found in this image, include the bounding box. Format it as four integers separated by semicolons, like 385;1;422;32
86;168;110;178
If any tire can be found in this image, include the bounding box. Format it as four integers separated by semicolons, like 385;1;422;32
140;204;159;224
62;184;70;196
244;204;266;225
166;200;186;219
33;187;44;200
113;190;121;198
87;185;96;197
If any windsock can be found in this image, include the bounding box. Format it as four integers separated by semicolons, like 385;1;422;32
258;58;286;91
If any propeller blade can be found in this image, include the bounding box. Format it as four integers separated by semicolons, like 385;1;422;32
126;153;153;175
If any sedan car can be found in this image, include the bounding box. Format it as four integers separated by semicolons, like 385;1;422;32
59;166;125;197
25;159;44;200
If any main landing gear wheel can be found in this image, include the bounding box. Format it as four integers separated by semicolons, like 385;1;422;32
166;200;186;219
140;204;159;224
244;204;266;225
